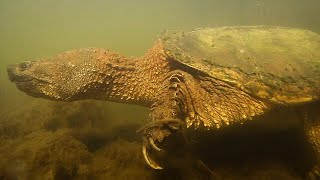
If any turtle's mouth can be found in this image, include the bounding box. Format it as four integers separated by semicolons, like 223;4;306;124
7;62;37;95
7;61;34;83
7;61;54;98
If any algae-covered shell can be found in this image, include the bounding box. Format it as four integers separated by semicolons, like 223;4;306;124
162;26;320;104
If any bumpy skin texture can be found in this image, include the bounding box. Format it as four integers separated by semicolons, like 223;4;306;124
7;41;266;129
6;29;320;177
7;43;169;105
7;40;267;168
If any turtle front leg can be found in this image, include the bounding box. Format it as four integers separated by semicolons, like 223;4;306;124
139;71;193;169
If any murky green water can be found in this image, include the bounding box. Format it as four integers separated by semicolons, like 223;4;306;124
0;0;319;179
1;0;320;113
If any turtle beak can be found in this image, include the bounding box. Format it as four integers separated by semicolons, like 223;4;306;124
7;61;34;82
7;61;47;98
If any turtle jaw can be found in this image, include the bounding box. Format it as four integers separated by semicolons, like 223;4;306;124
7;61;34;83
7;61;43;97
7;61;66;100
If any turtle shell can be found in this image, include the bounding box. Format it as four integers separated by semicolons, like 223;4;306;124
162;26;320;104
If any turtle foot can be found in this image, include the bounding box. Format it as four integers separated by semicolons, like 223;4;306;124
138;119;186;169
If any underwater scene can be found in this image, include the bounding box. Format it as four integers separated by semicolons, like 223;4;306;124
1;0;320;179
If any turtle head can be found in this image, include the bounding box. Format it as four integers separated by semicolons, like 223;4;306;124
7;59;82;101
7;49;110;101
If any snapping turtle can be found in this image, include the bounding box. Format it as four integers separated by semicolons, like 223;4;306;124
7;26;320;175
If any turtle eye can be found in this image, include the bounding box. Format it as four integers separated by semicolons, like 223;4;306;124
19;61;32;71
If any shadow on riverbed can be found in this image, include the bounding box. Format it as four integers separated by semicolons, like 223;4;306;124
0;100;313;179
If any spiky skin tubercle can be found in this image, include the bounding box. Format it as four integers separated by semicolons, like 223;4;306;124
7;40;266;130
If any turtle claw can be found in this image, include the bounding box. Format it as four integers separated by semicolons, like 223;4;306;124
137;118;185;133
139;118;186;169
149;137;163;152
142;145;163;169
168;122;182;130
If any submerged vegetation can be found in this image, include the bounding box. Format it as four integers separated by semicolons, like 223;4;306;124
0;99;312;179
